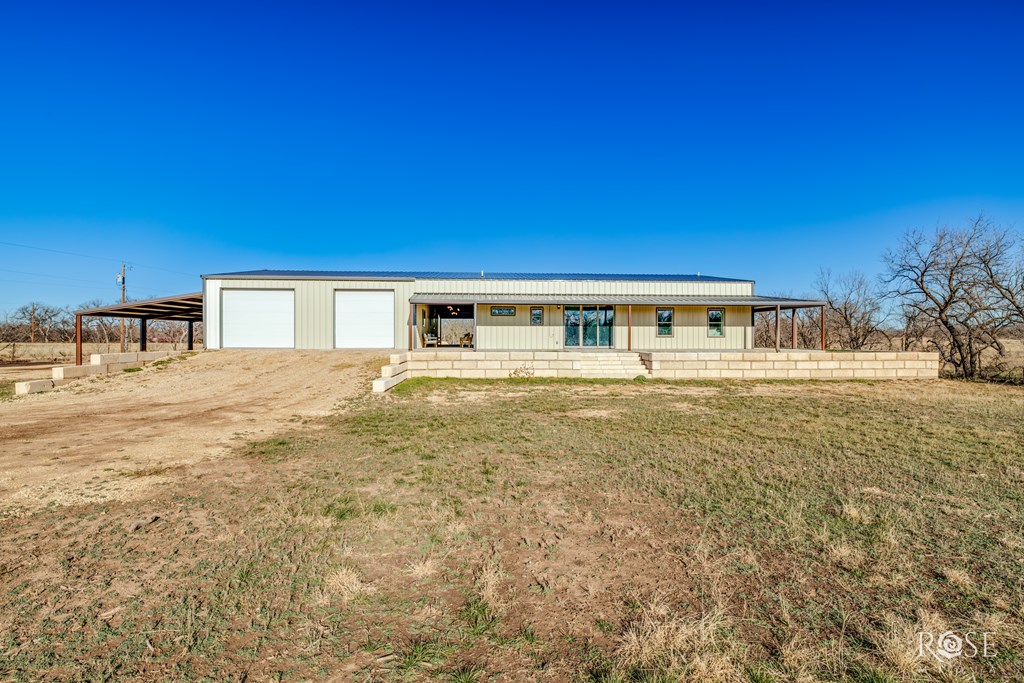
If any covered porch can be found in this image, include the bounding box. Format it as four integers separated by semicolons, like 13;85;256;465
408;293;826;351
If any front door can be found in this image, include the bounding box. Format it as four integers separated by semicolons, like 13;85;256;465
564;306;613;347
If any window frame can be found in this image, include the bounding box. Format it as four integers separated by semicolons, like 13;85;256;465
656;307;674;337
530;306;544;326
707;307;725;338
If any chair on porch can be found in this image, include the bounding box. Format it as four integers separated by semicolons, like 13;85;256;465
420;330;438;348
459;332;473;348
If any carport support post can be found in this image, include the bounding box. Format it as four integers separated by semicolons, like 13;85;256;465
187;321;194;351
791;309;797;349
75;314;83;366
774;305;781;352
140;318;147;352
820;305;826;351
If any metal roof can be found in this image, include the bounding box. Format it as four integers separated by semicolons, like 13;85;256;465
75;292;204;322
409;293;825;308
202;269;751;283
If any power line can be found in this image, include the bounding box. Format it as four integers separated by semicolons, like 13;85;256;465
0;239;196;277
0;267;124;288
0;277;161;298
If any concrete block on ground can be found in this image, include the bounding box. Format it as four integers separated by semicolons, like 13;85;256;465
138;351;172;362
52;364;108;380
372;371;407;393
380;364;405;378
107;362;143;372
15;379;54;395
90;352;139;365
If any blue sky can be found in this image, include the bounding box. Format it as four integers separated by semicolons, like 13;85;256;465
2;1;1023;312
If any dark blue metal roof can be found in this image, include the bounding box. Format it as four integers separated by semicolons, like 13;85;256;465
203;269;751;283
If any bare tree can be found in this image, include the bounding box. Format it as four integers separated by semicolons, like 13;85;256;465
815;269;889;350
971;228;1024;331
883;217;1011;378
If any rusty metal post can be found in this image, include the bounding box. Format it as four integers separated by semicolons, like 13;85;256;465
820;305;826;350
140;318;147;352
627;305;632;351
774;305;781;352
75;314;83;366
791;309;797;349
187;321;194;351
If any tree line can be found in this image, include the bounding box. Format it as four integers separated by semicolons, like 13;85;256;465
0;299;203;346
757;216;1024;379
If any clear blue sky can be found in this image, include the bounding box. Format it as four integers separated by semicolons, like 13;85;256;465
2;1;1023;312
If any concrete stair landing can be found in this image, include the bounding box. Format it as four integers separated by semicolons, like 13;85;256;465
578;352;650;379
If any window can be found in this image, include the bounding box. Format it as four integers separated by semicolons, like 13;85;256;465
490;306;516;316
657;307;673;336
530;306;543;325
707;308;724;337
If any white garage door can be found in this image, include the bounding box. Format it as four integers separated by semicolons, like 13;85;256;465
335;290;395;348
221;289;295;348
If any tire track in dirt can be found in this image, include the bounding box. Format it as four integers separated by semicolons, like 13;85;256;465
0;350;386;515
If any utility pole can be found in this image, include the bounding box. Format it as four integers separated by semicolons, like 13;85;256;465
30;303;35;343
117;263;126;352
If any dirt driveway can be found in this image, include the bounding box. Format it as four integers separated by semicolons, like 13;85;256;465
0;350;386;516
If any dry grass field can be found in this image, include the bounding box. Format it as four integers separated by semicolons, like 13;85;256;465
1;354;1022;682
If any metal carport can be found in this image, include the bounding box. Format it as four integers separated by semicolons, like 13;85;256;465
73;292;204;365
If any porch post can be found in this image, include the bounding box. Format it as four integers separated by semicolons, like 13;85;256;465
140;318;148;352
472;303;478;351
187;321;194;351
791;309;797;349
408;303;414;350
820;305;826;351
75;314;83;366
627;305;632;351
774;305;781;352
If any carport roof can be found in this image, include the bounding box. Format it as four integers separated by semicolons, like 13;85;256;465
75;292;204;322
409;293;825;309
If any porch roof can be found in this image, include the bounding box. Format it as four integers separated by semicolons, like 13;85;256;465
409;293;825;310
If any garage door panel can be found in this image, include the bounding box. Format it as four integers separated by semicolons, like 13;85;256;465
335;291;394;348
222;290;295;348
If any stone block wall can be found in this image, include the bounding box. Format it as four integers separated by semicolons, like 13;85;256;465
640;351;939;379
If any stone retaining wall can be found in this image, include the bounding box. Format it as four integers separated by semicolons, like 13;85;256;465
372;350;939;392
641;351;938;379
14;351;176;395
373;351;588;392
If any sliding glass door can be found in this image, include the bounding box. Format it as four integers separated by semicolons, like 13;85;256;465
564;306;613;347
